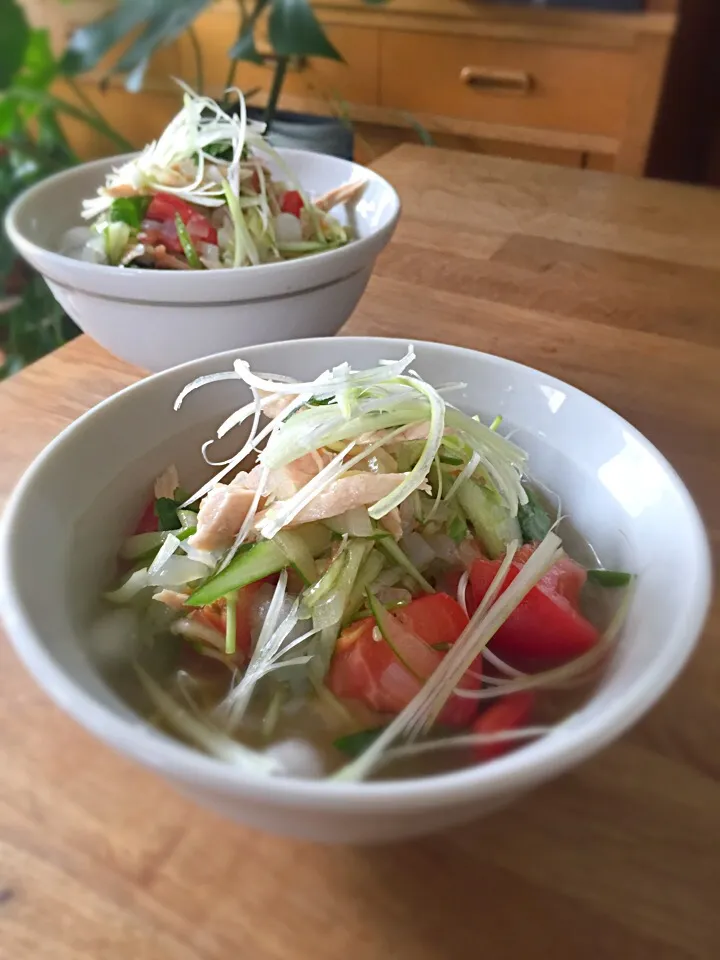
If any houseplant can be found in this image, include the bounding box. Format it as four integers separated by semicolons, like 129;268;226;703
62;0;388;159
0;0;133;377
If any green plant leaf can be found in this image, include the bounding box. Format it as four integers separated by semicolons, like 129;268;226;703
0;0;30;89
61;0;154;75
268;0;343;61
19;28;58;90
114;0;212;92
229;25;264;64
0;96;19;138
228;0;269;65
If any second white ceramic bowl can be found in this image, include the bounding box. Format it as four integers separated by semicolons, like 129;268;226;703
5;151;400;371
0;338;711;843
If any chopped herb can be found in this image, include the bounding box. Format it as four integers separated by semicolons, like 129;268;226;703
489;415;503;432
334;727;385;758
518;485;552;543
306;396;334;406
448;510;468;544
108;196;150;229
155;497;182;531
587;569;632;587
174;214;203;269
431;642;452;652
203;140;234;161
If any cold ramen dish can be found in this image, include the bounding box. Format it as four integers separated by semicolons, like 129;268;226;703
61;83;364;271
101;347;633;782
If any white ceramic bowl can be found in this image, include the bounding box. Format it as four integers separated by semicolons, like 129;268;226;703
0;338;711;843
5;151;400;371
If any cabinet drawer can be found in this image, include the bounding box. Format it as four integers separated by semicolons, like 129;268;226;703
380;31;634;137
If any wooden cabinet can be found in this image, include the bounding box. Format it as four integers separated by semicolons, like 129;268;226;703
380;32;634;137
26;0;677;174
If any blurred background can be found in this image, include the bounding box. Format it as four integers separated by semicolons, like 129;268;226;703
2;0;719;377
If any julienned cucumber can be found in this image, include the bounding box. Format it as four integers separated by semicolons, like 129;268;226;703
456;480;521;559
186;524;332;606
586;569;632;587
273;528;318;585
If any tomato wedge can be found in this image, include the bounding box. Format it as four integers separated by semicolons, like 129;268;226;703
192;580;264;661
472;692;536;760
133;498;158;535
469;548;598;662
146;193;197;224
327;593;480;727
145;194;218;246
394;593;469;649
280;190;304;217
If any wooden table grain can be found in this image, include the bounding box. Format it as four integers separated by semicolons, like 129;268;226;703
1;146;719;960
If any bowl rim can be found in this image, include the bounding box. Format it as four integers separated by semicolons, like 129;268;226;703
4;148;401;290
0;336;712;812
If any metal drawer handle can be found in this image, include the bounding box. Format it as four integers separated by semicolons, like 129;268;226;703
459;66;534;94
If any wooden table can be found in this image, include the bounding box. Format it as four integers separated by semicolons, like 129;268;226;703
1;146;719;959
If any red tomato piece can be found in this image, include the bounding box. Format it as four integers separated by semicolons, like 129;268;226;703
133;498;158;535
139;220;183;254
145;195;218;248
192;580;264;662
280;190;304;217
468;550;598;662
472;692;536;760
394;593;469;649
327;593;480;727
186;212;218;246
513;543;586;606
146;193;196;224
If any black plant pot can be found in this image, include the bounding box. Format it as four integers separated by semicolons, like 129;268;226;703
247;107;354;161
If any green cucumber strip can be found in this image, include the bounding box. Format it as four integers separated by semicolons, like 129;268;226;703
186;524;332;607
305;549;347;609
586;569;632;587
447;509;468;545
377;537;434;594
273;529;318;585
342;549;386;624
121;525;196;562
174;213;203;268
456;479;520;560
334;727;385;758
366;590;424;681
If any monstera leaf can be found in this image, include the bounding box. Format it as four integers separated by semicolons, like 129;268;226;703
268;0;342;61
0;0;30;89
63;0;213;90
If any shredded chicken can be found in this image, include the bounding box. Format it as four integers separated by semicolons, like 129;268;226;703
152;588;189;611
146;245;193;270
103;183;143;199
314;180;367;213
257;389;296;420
270;450;334;500
154;464;180;500
189;483;257;551
263;472;407;527
379;507;403;540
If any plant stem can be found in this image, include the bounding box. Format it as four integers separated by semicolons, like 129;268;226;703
13;88;135;153
224;59;239;93
187;26;205;95
264;56;288;131
65;77;107;126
